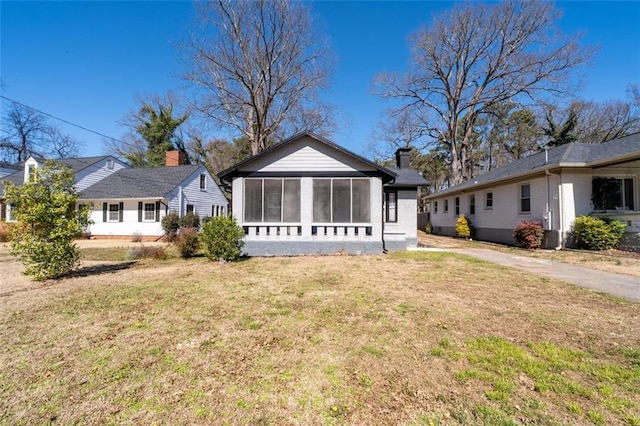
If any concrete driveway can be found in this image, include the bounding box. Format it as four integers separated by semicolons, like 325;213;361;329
411;246;640;303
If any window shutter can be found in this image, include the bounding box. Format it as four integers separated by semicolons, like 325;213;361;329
138;202;143;222
155;201;160;222
102;203;107;222
119;202;124;222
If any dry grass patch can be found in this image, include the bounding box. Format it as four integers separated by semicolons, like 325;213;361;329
1;251;639;425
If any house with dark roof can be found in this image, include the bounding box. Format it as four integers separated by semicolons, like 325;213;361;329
218;132;427;256
426;132;640;251
79;151;228;239
0;155;128;221
1;151;229;239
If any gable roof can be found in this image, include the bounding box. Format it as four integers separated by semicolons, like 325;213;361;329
429;132;640;198
218;132;397;184
80;165;202;200
56;156;120;173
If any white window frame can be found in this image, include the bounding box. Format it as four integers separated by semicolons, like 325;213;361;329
200;174;206;191
469;194;476;216
519;183;531;214
108;203;120;222
143;203;156;221
485;191;493;210
312;178;371;224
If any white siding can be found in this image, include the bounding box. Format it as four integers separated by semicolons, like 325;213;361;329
166;166;228;219
87;200;164;237
239;136;377;173
75;157;128;191
384;190;418;246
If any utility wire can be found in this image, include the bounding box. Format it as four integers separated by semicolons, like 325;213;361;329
0;95;128;146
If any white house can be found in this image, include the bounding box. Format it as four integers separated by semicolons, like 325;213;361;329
427;132;640;251
0;155;128;221
1;151;229;240
79;151;228;239
218;132;427;256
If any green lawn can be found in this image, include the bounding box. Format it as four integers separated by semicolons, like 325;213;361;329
1;251;638;425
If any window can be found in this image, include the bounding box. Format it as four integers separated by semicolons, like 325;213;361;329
485;192;493;209
106;159;114;169
455;197;460;216
27;164;36;181
592;177;635;211
385;191;397;222
444;199;449;213
144;203;155;221
469;194;476;216
186;204;195;214
109;203;120;221
244;178;300;223
313;178;370;223
200;174;206;190
520;184;531;213
434;201;438;214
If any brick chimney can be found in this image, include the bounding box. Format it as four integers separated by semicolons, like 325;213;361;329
165;150;185;167
395;147;412;169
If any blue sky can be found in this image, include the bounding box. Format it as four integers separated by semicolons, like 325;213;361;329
1;1;639;160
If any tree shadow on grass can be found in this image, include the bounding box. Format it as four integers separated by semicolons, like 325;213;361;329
65;261;137;279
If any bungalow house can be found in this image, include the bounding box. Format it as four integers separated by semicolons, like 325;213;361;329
0;155;129;221
218;132;427;256
426;132;640;251
1;151;229;240
79;151;228;239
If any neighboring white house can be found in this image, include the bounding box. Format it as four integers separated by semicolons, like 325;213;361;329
79;151;228;239
218;132;427;256
0;151;229;240
427;132;640;251
0;155;128;222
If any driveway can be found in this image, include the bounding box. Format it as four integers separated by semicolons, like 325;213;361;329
411;245;640;303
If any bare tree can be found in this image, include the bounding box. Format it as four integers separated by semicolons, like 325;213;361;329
571;100;640;143
1;103;80;163
374;0;594;185
184;0;334;155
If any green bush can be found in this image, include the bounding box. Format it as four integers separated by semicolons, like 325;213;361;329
455;215;472;239
513;220;544;249
2;161;91;280
180;212;201;229
201;215;245;262
571;215;626;250
175;227;200;258
161;211;181;241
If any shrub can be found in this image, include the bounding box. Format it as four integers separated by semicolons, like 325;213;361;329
513;220;544;249
175;227;200;258
201;215;244;262
571;215;626;250
0;222;15;242
131;231;143;242
125;245;167;260
161;211;181;241
455;215;472;239
3;161;91;280
180;212;201;229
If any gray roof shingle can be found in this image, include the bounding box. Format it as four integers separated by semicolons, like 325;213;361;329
429;132;640;197
80;165;202;199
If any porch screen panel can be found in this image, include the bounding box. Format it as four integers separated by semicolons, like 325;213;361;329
352;179;370;222
313;179;331;222
283;179;301;222
244;179;263;222
264;179;282;222
625;179;635;210
332;179;351;223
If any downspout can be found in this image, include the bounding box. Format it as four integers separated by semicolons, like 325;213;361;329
546;170;564;250
179;186;183;217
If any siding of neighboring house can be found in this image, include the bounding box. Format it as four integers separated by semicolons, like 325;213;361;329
74;158;128;191
86;200;166;238
166;166;229;218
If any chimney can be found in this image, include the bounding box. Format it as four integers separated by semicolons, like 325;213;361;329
165;150;185;167
395;147;412;169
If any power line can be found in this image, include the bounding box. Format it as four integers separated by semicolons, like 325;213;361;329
0;95;128;146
